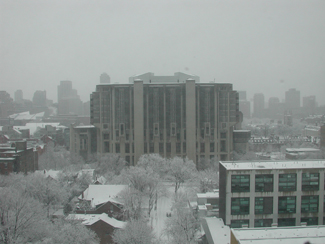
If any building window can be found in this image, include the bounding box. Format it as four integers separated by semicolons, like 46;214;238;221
154;123;159;136
301;195;319;213
254;219;272;228
210;142;214;152
231;197;249;215
125;143;130;153
302;173;319;191
220;140;226;152
220;154;227;160
255;197;273;214
115;143;120;153
278;196;296;214
279;173;297;191
301;217;318;226
120;124;124;135
103;133;109;140
166;143;171;153
200;143;205;153
230;220;249;228
278;218;296;227
221;132;226;139
125;156;130;165
255;174;273;192
149;143;154;153
104;142;109;153
183;142;186;153
176;143;181;153
231;175;250;192
159;143;164;154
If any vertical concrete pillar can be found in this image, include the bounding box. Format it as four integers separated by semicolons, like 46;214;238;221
134;80;144;164
186;79;196;164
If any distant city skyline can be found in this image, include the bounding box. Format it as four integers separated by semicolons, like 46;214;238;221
1;0;325;105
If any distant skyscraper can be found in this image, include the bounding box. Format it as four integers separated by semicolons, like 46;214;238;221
14;90;23;103
268;97;280;109
267;97;285;119
253;93;265;118
100;73;110;84
238;91;250;118
285;88;300;110
32;90;46;106
238;91;247;101
57;80;82;115
58;80;73;102
303;96;316;115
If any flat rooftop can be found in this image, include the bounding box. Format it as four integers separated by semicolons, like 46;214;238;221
220;160;325;170
232;225;325;244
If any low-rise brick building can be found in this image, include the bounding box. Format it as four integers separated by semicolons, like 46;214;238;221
0;140;38;175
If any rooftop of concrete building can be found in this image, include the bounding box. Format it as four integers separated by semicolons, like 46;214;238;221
197;191;219;199
286;148;320;152
129;72;200;84
0;157;15;161
220;160;325;170
201;217;230;244
73;125;95;129
232;225;325;244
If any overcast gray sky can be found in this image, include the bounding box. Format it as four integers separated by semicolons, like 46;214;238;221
1;0;325;105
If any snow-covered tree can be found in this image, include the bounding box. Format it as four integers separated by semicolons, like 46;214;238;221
0;187;48;243
23;174;69;217
123;166;165;218
167;157;196;194
113;220;156;244
40;219;99;244
94;153;126;176
137;154;169;179
163;194;200;244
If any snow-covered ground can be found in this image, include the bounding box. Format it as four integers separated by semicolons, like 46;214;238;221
150;182;198;241
150;183;173;240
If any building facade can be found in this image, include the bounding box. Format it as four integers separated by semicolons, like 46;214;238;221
285;88;300;110
90;72;239;165
219;160;325;228
252;93;265;118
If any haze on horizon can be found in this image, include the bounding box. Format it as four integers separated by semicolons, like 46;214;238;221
1;0;325;105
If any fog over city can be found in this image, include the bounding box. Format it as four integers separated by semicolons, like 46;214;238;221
1;0;325;105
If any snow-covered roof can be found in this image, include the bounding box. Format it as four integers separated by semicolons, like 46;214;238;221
34;170;61;180
78;185;127;207
77;169;95;179
93;176;107;184
13;122;60;136
201;217;230;244
9;111;44;120
197;192;219;199
286;148;320;153
0;158;16;161
231;225;325;244
67;213;126;229
74;125;95;129
220;160;325;170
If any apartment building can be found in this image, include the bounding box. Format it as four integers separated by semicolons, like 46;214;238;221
90;72;239;165
219;160;325;228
